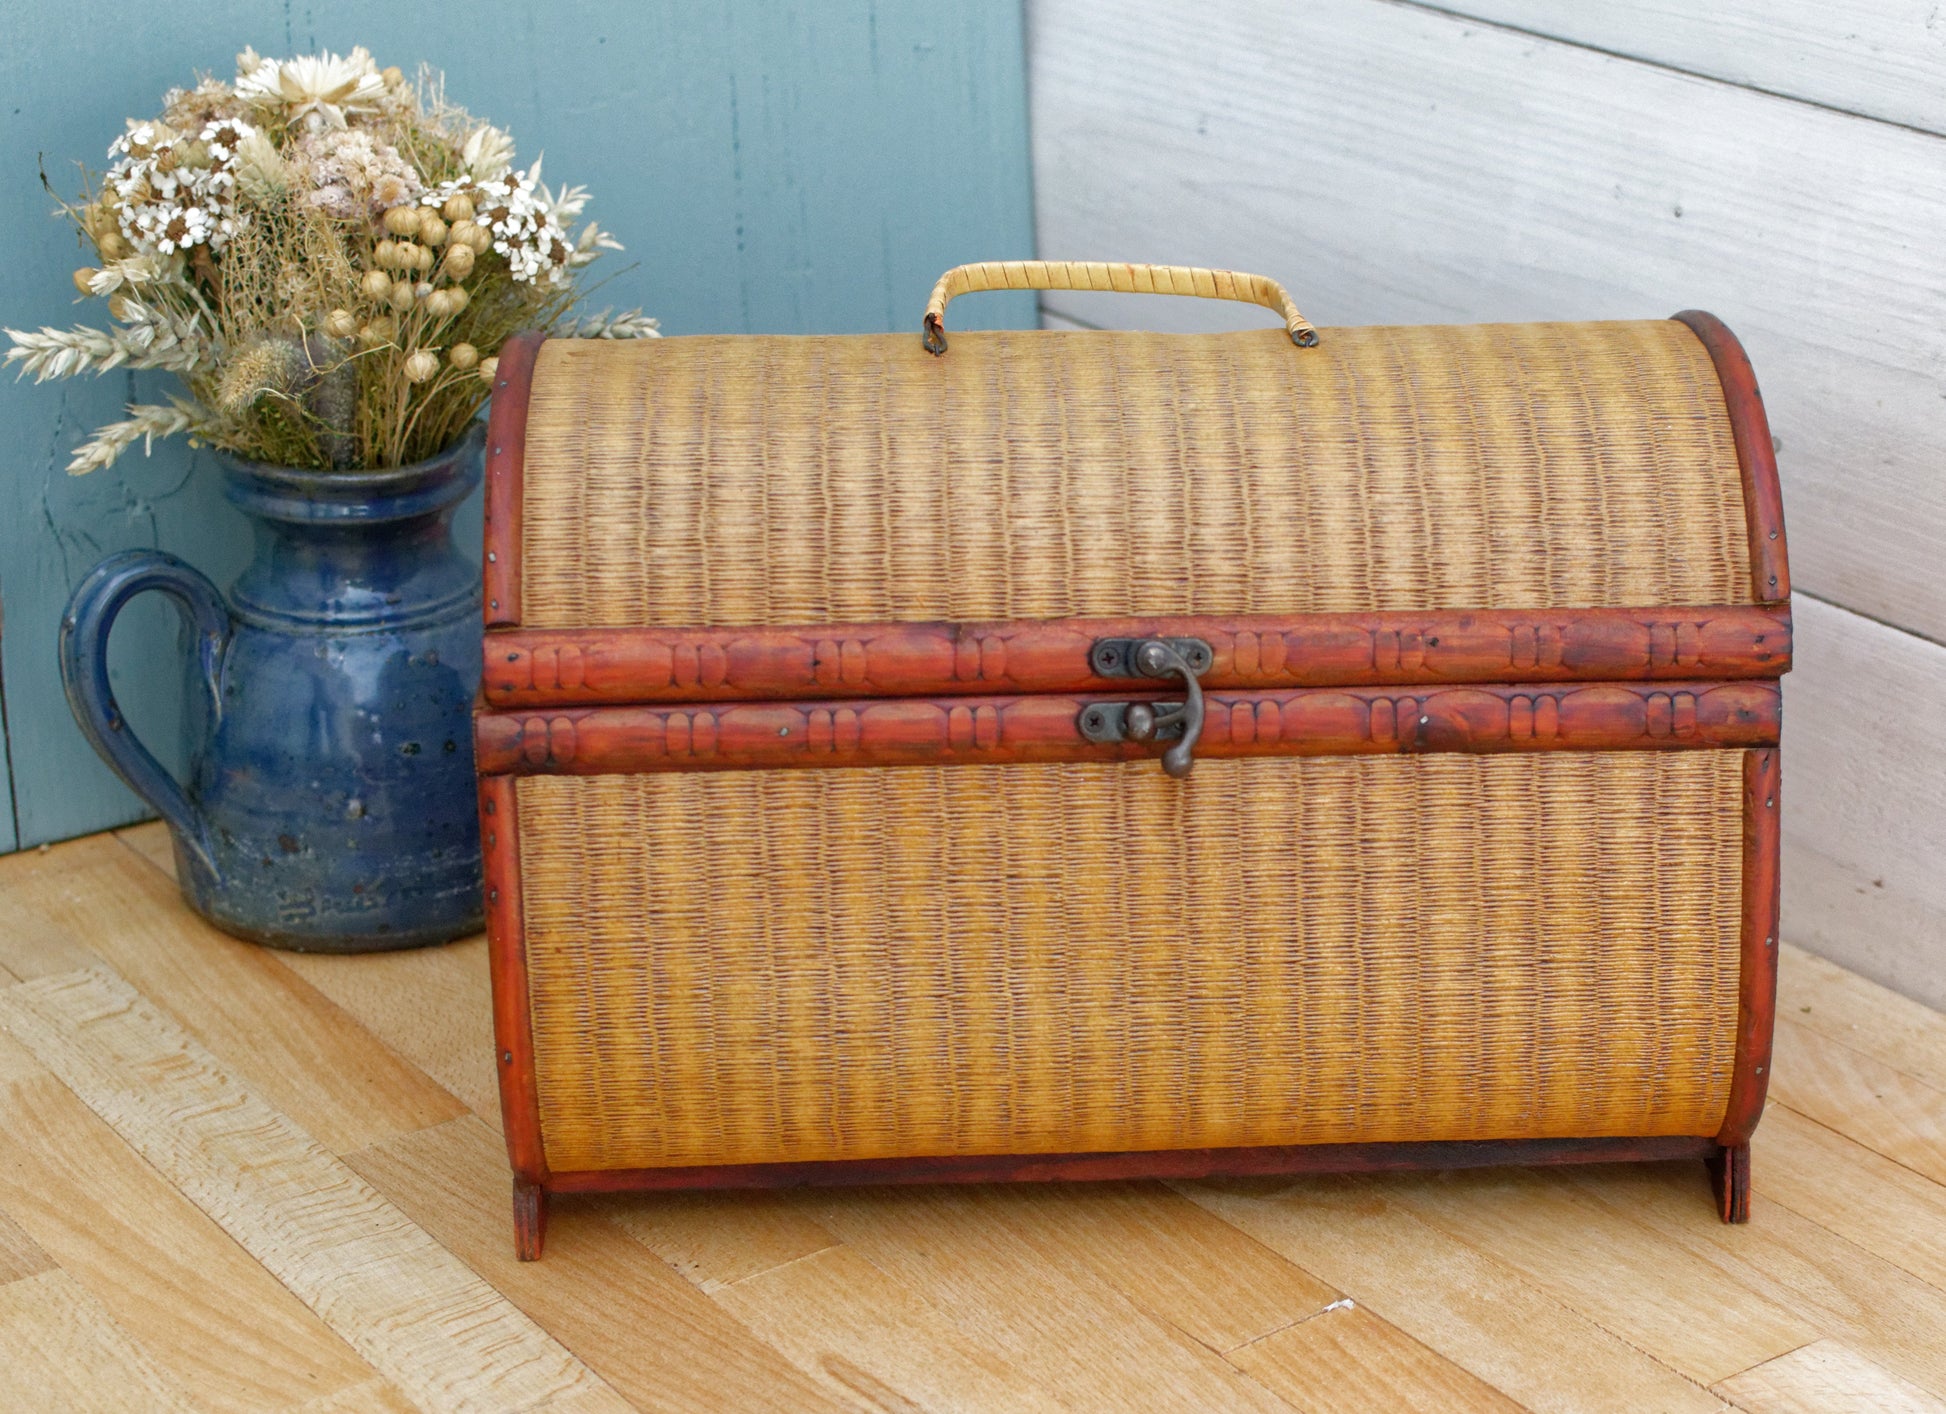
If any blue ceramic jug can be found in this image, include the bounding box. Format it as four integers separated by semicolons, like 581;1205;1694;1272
58;425;485;952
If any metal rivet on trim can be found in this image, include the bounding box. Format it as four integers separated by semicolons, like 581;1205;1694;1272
490;600;499;610
1755;1066;1765;1075
1766;798;1774;808
487;551;497;563
489;888;499;902
502;1051;513;1065
1769;531;1779;540
1765;936;1774;947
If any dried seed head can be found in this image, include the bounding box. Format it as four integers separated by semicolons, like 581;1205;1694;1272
448;342;479;370
478;356;499;383
383;205;423;237
322;308;359;339
424;288;457;318
107;293;132;322
359;315;398;347
414;242;437;272
440;242;476;279
430;286;469;317
97;228;133;261
360;269;393;299
387;279;417;311
381;65;405;86
404;349;440;383
373;239;402;269
417;215;448;247
72;267;99;295
441;193;474;224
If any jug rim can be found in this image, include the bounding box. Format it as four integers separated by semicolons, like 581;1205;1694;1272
218;421;484;525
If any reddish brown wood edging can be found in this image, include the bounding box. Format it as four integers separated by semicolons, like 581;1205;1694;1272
476;679;1779;776
483;604;1790;707
541;1134;1718;1196
1672;312;1790;605
482;331;544;628
479;776;547;1190
1718;747;1781;1152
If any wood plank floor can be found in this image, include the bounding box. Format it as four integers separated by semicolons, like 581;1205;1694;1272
2;823;1943;1413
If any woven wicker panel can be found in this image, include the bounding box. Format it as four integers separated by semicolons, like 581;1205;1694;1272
517;751;1744;1172
519;321;1750;628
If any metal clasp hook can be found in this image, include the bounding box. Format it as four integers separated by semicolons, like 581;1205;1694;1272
1076;636;1210;777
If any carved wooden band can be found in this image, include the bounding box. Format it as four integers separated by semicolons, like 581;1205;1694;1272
475;679;1778;776
483;604;1790;708
923;260;1318;351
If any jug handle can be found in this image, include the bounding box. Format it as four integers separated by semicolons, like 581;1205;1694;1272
58;550;231;880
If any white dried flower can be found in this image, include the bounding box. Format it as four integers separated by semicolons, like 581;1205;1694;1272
421;163;574;286
106;115;255;256
84;256;176;297
295;128;422;219
236;47;386;131
460;124;515;180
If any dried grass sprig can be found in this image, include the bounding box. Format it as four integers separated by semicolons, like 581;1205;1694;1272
66;399;210;476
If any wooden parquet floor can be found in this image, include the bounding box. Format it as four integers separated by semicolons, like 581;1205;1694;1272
1;822;1943;1412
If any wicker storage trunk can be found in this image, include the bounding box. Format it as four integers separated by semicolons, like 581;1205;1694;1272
475;262;1788;1259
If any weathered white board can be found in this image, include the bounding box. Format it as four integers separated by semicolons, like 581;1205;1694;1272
1028;0;1946;646
1425;0;1946;136
1783;594;1946;1015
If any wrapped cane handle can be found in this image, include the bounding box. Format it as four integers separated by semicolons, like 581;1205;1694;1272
923;260;1319;354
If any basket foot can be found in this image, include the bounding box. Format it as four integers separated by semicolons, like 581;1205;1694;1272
513;1179;549;1260
1707;1142;1751;1223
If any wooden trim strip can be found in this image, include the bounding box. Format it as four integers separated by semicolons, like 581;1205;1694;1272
479;775;547;1185
482;331;544;628
475;679;1779;776
1672;312;1790;604
541;1134;1717;1195
1718;747;1781;1147
483;604;1791;707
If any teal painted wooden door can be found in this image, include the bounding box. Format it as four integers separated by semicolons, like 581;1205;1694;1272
0;2;1036;851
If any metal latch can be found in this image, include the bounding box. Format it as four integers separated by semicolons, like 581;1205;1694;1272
1077;637;1210;778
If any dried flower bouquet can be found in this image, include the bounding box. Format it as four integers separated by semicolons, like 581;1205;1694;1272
7;47;656;475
